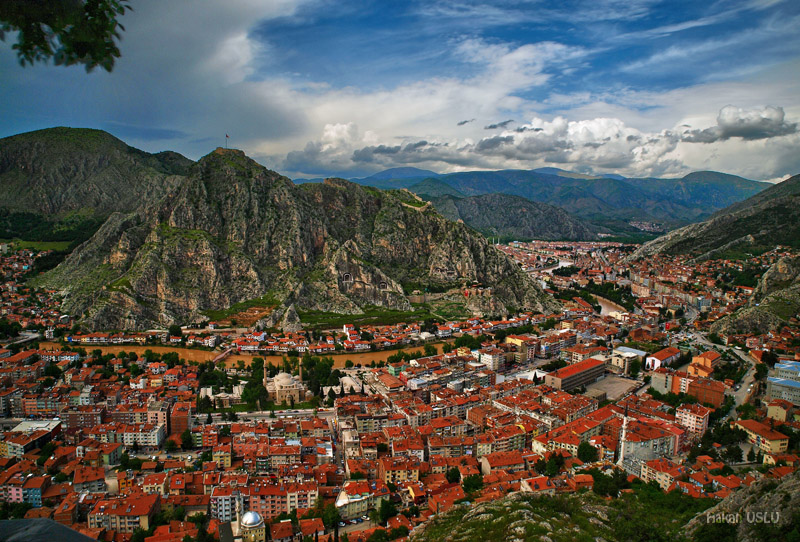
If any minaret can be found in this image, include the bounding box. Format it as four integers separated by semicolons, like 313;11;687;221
617;404;630;467
234;495;242;533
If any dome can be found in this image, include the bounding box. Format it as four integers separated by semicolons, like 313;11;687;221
275;372;294;386
241;511;264;528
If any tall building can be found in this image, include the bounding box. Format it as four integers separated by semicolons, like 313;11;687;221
767;361;800;405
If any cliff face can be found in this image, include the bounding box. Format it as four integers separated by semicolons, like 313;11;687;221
712;254;800;335
41;148;558;330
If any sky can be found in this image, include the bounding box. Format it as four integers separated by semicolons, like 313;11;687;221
2;0;799;181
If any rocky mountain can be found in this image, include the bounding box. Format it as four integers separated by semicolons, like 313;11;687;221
0;127;190;217
355;168;769;228
711;254;800;335
632;174;800;261
39;148;558;330
426;193;597;241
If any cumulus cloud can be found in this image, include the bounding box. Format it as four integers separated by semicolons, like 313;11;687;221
681;105;797;142
310;115;685;177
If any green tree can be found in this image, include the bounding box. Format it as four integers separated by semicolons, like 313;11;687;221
181;429;193;450
322;503;341;528
377;498;397;525
629;359;641;378
747;447;756;462
577;441;598;464
164;439;178;453
462;474;483;494
0;1;132;71
724;445;743;463
423;344;437;357
367;530;389;542
441;342;453;354
445;466;460;484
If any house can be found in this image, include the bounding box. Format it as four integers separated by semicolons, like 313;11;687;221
735;419;789;454
645;347;681;371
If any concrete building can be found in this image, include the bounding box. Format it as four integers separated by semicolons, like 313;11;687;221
767;361;800;405
544;357;605;391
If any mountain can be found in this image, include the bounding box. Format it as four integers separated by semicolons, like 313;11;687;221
711;254;800;335
39;148;557;330
427;193;597;241
408;178;466;199
436;169;768;226
361;167;440;181
0;127;191;244
632;174;800;260
0;127;191;217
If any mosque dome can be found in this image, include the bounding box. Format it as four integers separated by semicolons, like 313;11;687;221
241;511;264;528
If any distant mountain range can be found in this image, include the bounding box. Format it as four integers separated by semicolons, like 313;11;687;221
336;166;769;232
411;178;596;241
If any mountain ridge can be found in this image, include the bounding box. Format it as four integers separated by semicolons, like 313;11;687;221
632;174;800;261
38;147;558;330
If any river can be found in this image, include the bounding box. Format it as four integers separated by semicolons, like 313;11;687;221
542;259;574;275
595;296;627;316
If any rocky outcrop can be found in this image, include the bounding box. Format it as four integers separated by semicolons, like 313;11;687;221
684;471;800;542
41;148;558;330
712;255;800;335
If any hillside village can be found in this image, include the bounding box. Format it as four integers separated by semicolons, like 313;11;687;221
0;240;799;542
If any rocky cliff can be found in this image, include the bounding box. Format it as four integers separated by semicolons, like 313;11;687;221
712;254;800;335
40;148;558;330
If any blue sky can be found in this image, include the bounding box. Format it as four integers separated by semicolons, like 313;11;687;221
2;0;799;180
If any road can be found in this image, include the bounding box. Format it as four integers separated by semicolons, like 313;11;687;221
690;331;758;413
198;408;336;425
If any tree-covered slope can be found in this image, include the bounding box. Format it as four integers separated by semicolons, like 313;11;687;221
633;174;800;260
0;127;191;245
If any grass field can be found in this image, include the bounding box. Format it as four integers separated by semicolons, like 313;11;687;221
297;305;437;330
0;239;72;251
202;294;278;322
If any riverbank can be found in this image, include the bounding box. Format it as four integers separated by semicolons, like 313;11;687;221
40;339;456;370
595;295;628;316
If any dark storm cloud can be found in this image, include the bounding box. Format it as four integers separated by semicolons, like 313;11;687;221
484;119;514;130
